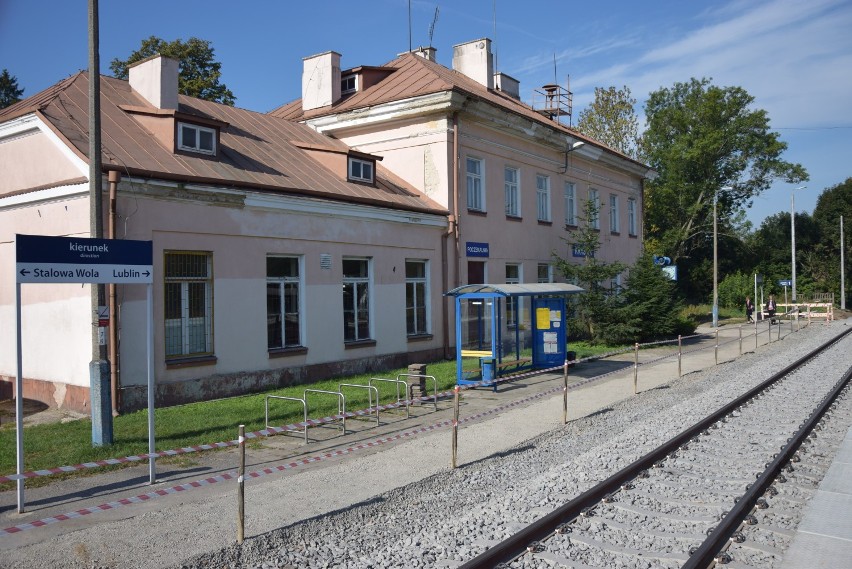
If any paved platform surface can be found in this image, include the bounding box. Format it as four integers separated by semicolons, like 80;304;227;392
0;318;846;568
780;424;852;569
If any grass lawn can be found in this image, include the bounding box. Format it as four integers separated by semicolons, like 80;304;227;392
681;303;746;324
0;342;619;490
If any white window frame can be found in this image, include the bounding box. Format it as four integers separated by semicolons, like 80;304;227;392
628;198;637;236
164;251;213;358
177;122;216;155
466;157;484;211
405;260;430;336
343;257;372;342
348;157;374;183
588;188;600;229
266;255;303;350
536;174;551;222
505;263;522;327
564;181;577;226
341;74;357;94
504;166;520;217
609;194;620;233
537;263;552;283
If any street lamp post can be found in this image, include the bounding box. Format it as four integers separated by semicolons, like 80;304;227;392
791;185;806;303
712;186;733;328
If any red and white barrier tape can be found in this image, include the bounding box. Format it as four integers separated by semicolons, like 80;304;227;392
0;379;570;536
2;328;786;484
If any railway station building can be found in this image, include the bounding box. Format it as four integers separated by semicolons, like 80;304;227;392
271;39;655;350
0;56;447;413
1;38;653;414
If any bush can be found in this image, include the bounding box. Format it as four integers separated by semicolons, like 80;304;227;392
718;271;753;310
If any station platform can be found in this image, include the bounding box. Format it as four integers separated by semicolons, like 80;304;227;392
780;424;852;569
0;319;848;568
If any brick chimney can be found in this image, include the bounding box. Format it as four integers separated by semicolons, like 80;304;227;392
452;39;493;89
128;55;179;110
302;51;341;112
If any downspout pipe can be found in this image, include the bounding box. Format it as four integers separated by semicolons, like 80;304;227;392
108;169;120;415
447;111;461;359
452;112;461;287
441;224;452;359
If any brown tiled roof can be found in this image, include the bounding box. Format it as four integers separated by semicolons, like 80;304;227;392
0;72;446;216
270;52;647;169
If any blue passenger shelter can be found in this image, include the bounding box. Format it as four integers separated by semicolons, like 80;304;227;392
444;283;584;389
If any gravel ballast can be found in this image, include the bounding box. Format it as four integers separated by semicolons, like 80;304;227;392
183;323;852;569
1;322;849;569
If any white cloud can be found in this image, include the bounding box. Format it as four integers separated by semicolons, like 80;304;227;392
564;0;852;131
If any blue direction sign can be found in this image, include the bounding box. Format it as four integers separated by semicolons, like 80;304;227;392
778;279;792;287
16;234;153;284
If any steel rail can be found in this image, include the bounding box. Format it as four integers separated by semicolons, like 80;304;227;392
684;360;852;568
458;326;852;569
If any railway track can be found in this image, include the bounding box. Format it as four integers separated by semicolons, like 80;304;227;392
460;327;852;569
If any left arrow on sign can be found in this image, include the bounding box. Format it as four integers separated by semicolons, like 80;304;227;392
19;268;30;277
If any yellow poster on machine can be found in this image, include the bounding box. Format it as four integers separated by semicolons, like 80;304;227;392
536;307;551;330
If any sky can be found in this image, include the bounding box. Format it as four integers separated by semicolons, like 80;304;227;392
1;0;850;229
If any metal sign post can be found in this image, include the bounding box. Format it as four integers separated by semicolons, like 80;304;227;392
14;234;154;512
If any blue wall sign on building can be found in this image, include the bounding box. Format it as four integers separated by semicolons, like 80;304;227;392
572;244;594;258
16;234;154;284
466;241;490;257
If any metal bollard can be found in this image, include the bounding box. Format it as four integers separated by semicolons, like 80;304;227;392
739;325;743;355
633;343;639;394
755;317;758;351
562;359;569;425
768;319;772;343
715;328;719;365
237;424;245;544
777;316;782;341
451;386;459;469
678;335;682;378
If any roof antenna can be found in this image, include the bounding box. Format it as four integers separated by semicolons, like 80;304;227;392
493;0;498;73
428;6;440;48
408;0;412;52
553;52;557;85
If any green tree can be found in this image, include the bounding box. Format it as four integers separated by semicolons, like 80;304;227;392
641;78;807;274
0;69;24;108
554;199;627;343
576;85;640;159
718;271;753;311
110;36;235;105
811;178;852;301
748;210;822;300
619;252;693;342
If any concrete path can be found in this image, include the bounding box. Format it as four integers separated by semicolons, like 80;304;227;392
0;318;828;568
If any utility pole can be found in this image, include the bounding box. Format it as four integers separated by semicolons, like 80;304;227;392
712;191;718;328
842;215;846;310
89;0;112;445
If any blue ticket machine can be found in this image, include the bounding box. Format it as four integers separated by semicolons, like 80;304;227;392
532;297;566;368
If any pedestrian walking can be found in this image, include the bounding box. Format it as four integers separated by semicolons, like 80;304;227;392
766;294;777;324
745;296;754;323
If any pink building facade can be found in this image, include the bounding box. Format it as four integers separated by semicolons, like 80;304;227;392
0;57;447;413
273;40;654;341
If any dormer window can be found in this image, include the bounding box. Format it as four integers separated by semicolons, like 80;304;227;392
348;157;374;183
178;122;216;155
341;74;357;95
